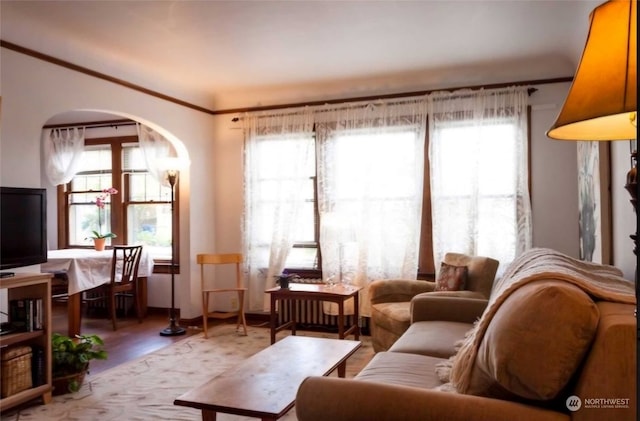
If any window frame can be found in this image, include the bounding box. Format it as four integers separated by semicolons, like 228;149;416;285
56;135;179;273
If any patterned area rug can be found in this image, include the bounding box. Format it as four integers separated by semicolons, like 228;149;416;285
3;325;373;420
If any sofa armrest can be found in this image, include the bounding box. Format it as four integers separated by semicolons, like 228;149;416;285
411;293;488;323
369;279;435;305
296;377;568;421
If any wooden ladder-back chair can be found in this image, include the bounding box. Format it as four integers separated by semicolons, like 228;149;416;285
85;245;144;330
197;253;248;338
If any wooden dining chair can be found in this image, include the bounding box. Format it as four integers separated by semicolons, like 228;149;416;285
197;253;248;338
85;245;144;330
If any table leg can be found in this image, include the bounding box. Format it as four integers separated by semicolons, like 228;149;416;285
337;300;345;339
42;391;52;404
338;361;347;378
67;292;82;337
354;293;360;340
201;409;217;421
138;276;148;317
270;294;277;344
290;299;296;337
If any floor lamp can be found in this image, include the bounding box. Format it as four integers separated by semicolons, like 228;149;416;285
158;159;187;337
546;0;637;328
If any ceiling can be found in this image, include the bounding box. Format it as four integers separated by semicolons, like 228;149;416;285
1;0;602;115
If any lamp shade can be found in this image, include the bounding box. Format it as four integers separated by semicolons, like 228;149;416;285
547;0;636;141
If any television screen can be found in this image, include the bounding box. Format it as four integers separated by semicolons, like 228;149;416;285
0;187;47;270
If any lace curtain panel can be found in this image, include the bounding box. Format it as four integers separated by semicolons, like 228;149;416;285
137;124;175;186
43;127;85;185
315;100;428;316
243;109;315;311
428;87;533;277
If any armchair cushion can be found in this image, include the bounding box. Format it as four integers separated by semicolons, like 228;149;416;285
435;262;468;291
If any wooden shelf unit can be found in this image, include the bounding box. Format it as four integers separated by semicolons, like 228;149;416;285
0;273;53;411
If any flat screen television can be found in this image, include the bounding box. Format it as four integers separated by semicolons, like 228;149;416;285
0;187;48;272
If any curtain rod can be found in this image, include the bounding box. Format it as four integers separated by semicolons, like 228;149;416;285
225;77;572;121
42;119;137;130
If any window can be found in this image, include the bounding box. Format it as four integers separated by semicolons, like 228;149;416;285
247;133;317;269
58;136;177;266
433;123;520;255
276;127;430;274
122;146;173;259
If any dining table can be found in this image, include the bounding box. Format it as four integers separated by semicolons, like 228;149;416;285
41;248;154;336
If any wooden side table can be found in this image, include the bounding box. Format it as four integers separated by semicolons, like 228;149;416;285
265;283;361;344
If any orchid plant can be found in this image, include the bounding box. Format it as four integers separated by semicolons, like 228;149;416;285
87;187;118;240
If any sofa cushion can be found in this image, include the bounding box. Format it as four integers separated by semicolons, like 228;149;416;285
371;301;411;333
435;262;468;291
356;351;446;390
389;320;473;359
467;280;600;401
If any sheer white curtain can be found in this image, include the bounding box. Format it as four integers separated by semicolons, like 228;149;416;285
137;124;173;186
428;87;532;276
43;127;85;185
243;109;315;311
316;99;428;316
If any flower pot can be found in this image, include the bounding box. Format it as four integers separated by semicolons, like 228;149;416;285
93;238;106;251
279;279;290;289
52;369;87;395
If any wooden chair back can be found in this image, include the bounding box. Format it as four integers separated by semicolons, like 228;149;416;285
197;253;247;337
111;245;143;287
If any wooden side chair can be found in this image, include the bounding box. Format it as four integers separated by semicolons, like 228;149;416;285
85;245;144;330
197;253;248;338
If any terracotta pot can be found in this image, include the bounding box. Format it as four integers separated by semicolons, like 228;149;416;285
93;238;106;251
52;369;87;395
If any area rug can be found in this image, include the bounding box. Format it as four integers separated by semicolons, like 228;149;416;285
2;325;373;421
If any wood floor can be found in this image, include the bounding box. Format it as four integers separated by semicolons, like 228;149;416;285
52;302;230;375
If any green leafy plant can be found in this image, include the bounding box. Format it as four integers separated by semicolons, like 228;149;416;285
52;333;108;392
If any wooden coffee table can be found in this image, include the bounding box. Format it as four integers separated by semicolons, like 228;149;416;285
174;335;361;421
266;283;362;344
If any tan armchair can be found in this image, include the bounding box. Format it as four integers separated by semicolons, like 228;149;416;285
369;252;499;352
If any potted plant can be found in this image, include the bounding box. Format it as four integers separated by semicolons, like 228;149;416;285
51;333;108;395
274;271;300;289
85;187;118;250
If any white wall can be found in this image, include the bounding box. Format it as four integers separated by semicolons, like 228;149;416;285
529;83;580;255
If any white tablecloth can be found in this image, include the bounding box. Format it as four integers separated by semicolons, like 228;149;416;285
42;248;154;295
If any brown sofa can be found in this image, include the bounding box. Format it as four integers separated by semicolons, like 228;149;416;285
296;248;636;421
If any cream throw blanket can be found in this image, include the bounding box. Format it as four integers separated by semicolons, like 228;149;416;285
447;247;636;393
